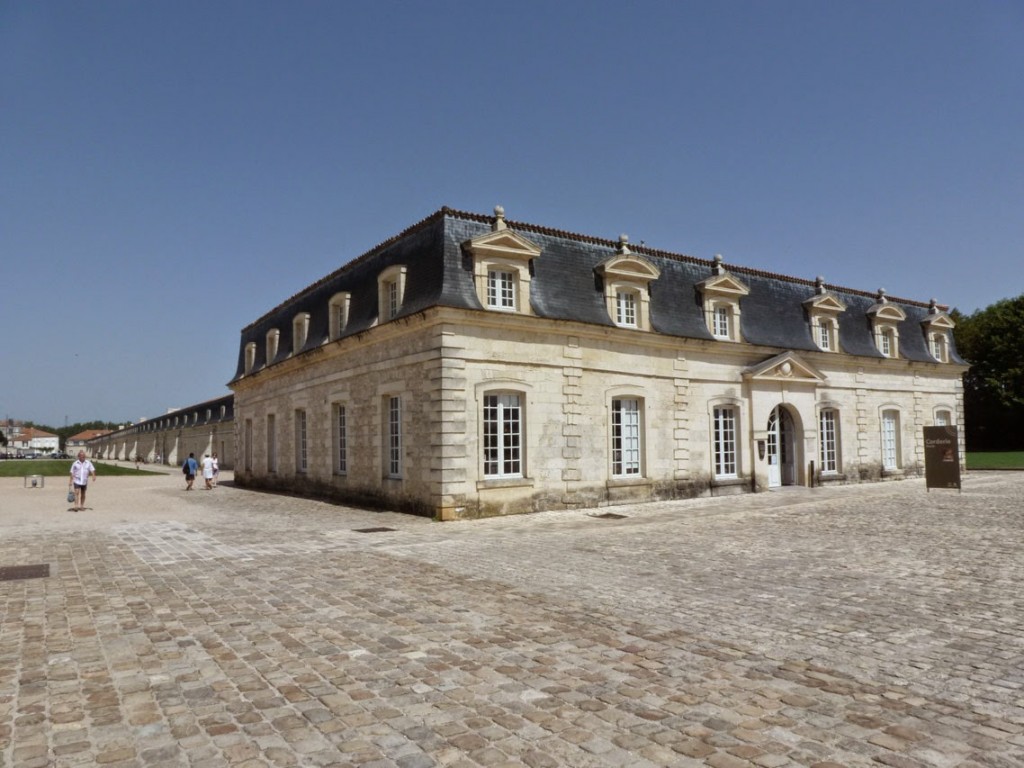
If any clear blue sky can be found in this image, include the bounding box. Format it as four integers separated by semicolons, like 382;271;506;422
2;1;1021;428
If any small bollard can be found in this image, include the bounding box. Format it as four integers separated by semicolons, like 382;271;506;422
24;474;45;488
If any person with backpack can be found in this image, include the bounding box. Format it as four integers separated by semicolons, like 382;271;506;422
182;452;199;490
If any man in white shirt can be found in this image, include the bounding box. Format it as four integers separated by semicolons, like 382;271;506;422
201;454;215;490
69;451;96;511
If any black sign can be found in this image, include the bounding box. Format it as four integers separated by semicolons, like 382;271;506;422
923;426;961;491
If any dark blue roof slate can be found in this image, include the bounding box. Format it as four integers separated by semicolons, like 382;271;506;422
230;208;964;383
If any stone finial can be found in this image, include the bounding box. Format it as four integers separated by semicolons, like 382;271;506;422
713;253;725;275
815;276;826;294
929;298;939;313
617;234;631;255
493;205;507;231
876;288;887;303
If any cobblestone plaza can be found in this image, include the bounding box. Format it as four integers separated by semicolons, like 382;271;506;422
2;470;1022;767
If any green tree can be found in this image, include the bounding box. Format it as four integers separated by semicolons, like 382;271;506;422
953;295;1024;450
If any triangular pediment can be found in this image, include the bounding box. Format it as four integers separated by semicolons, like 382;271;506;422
744;351;827;383
595;253;660;282
922;312;955;330
464;229;541;262
803;293;847;313
697;273;750;297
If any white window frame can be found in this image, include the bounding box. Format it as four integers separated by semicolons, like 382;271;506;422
377;265;407;322
483;392;523;479
616;290;638;328
712;406;738;479
266;413;277;474
881;409;901;471
712;304;732;340
878;327;894;357
266;329;280;366
244;419;253;471
329;292;350;340
385;396;402;479
934;408;953;427
244;342;256;374
929;332;948;362
295;408;307;474
333;403;348;474
292;313;310;356
611;398;642;477
486;268;517;311
819;408;839;475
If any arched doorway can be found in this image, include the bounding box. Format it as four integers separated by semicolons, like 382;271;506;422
766;405;797;488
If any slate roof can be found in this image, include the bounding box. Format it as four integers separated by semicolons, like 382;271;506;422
230;207;964;383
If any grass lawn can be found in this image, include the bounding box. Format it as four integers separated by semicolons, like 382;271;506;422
0;460;159;478
966;451;1024;470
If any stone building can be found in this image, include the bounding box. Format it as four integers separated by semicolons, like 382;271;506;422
229;206;966;519
87;395;234;468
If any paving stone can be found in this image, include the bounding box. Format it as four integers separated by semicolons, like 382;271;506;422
3;472;1024;767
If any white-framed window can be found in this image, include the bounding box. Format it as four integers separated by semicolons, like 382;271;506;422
712;305;732;339
292;313;310;355
466;208;541;316
877;326;897;358
881;409;901;470
377;265;407;322
333;403;348;474
483;392;522;478
817;322;832;351
935;409;952;427
266;329;280;365
611;398;641;477
486;269;516;311
295;409;307;474
819;408;839;474
244;419;252;471
615;290;638;328
929;332;948;362
596;245;659;331
712;406;738;479
385;396;402;478
244;342;256;374
267;413;277;473
329;292;351;340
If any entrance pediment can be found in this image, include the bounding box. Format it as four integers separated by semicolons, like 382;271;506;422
743;351;827;383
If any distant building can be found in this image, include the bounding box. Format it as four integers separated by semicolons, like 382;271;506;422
8;426;60;456
85;396;234;468
67;429;112;456
227;207;966;520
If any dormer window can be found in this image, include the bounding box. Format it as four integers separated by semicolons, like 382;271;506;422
697;255;749;343
867;289;905;359
487;269;516;311
244;342;256;374
266;329;280;365
712;305;731;338
803;277;846;353
465;206;542;316
922;299;955;364
292;312;310;355
595;236;660;331
329;292;350;340
377;265;407;321
616;290;637;327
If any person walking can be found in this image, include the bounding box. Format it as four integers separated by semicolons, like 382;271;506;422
69;451;96;511
211;453;219;487
182;452;199;490
201;453;215;490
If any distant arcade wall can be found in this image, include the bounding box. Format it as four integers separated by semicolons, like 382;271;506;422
86;395;235;469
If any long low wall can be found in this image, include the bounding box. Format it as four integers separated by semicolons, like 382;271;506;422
87;395;235;470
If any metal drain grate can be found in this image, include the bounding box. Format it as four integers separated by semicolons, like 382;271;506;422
589;512;627;520
353;527;397;534
0;563;50;581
